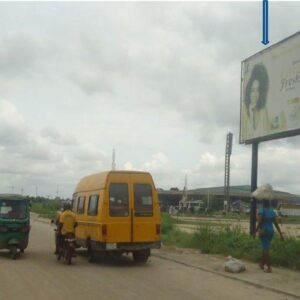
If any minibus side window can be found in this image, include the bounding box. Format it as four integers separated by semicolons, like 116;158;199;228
88;195;99;216
72;195;77;212
109;183;129;217
134;184;153;216
77;196;85;214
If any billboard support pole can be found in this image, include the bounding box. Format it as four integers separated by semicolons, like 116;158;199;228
224;132;233;213
250;142;259;236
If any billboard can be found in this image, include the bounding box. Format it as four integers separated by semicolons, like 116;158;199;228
240;31;300;144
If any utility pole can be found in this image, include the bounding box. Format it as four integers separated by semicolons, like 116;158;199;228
56;185;59;199
184;174;188;201
179;175;188;212
183;174;188;212
207;189;210;210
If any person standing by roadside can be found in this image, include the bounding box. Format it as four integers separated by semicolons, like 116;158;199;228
252;184;284;273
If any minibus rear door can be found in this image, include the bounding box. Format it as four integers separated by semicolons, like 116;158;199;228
132;181;155;242
107;182;131;243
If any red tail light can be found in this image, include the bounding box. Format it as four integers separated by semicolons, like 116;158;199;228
0;226;8;233
156;224;161;235
102;224;107;237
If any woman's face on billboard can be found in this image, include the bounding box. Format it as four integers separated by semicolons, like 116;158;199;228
250;79;260;109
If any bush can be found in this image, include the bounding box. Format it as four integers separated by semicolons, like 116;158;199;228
192;225;261;262
162;221;300;270
161;213;176;234
271;237;300;269
31;201;61;219
161;213;195;247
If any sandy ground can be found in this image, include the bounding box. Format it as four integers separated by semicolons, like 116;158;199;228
0;219;298;300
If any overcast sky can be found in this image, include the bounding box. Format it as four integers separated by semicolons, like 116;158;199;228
1;1;300;198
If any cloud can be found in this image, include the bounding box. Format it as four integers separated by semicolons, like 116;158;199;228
123;162;134;170
142;152;169;171
198;152;218;167
41;127;77;146
0;100;108;196
0;99;29;146
73;143;106;162
0;2;300;197
0;33;37;77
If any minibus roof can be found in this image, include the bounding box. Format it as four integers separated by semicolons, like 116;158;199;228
74;170;152;193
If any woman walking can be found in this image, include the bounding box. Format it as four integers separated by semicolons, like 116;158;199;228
252;184;284;273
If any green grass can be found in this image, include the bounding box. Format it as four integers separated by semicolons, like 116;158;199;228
281;215;300;224
161;214;196;248
161;213;300;271
176;212;249;220
170;213;300;225
31;202;60;220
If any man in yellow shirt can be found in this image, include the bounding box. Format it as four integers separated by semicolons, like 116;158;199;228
59;203;77;235
57;203;77;253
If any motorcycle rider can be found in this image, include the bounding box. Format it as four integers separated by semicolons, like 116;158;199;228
54;207;64;255
57;203;77;254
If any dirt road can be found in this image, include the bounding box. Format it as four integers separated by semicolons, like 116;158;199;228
0;219;297;300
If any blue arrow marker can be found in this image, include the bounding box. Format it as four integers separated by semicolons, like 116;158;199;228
262;0;269;45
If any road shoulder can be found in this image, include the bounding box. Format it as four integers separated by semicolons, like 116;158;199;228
153;246;300;299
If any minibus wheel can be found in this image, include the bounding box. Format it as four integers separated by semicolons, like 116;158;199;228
87;245;95;263
133;250;150;263
109;251;122;260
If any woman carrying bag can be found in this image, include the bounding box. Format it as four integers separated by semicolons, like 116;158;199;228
252;184;284;273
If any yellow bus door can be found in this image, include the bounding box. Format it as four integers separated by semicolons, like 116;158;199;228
131;175;156;242
106;182;131;243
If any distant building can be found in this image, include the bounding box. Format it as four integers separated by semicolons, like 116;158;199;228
157;185;300;212
278;203;300;216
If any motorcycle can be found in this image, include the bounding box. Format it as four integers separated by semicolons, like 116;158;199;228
56;231;76;265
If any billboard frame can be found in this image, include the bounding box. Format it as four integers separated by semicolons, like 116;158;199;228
239;30;300;145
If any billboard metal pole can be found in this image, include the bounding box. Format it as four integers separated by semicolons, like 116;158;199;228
250;142;258;235
224;132;233;212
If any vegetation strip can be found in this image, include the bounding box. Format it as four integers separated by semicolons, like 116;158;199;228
162;214;300;270
153;254;300;300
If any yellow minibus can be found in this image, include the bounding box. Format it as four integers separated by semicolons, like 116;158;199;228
72;170;161;263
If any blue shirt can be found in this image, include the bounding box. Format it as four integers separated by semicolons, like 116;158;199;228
258;208;276;234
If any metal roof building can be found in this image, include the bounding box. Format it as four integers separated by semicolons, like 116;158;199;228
158;185;300;211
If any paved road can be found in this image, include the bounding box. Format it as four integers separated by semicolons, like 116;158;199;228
0;220;296;300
